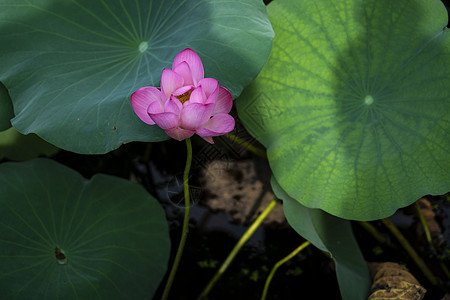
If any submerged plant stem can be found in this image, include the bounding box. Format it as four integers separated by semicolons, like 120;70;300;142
261;241;311;300
198;197;278;299
381;218;438;286
161;138;192;300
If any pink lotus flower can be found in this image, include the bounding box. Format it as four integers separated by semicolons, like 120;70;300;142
131;48;235;144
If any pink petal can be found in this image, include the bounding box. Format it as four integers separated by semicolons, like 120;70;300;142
164;98;181;114
147;99;164;114
199;136;214;144
212;87;233;115
196;113;235;137
172;85;193;97
188;86;207;104
149;112;179;130
148;101;179;130
169;95;183;112
161;68;184;100
180;102;214;130
173;61;194;86
165;127;195;141
198;78;219;104
130;87;162;125
172;48;204;86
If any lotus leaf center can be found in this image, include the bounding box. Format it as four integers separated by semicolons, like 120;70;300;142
364;95;374;105
55;247;67;265
138;41;149;53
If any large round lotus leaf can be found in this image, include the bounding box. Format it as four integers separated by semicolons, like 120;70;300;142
237;0;450;220
0;158;170;299
0;0;273;154
0;81;13;131
0;127;59;161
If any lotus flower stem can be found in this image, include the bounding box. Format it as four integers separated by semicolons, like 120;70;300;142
198;197;278;299
261;240;311;300
381;218;438;286
161;138;193;300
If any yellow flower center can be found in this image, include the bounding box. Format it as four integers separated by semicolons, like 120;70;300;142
175;89;193;104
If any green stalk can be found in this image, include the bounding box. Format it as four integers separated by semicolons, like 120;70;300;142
381;218;438;285
261;241;311;300
198;197;278;299
224;133;267;159
358;221;394;247
161;138;193;300
414;201;450;280
415;201;432;245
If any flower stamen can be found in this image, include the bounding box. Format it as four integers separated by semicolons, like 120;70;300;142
175;89;193;104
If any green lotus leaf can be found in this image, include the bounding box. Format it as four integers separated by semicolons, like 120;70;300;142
0;127;59;161
0;158;170;299
237;0;450;220
0;81;13;131
272;178;370;300
0;0;273;153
